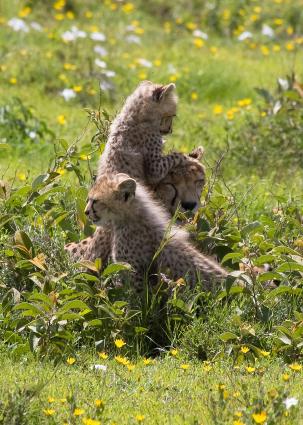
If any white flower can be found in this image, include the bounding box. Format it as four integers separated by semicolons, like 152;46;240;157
193;29;208;40
91;364;107;372
125;35;141;44
94;45;108;56
278;78;289;91
60;88;76;101
284;397;298;410
103;70;116;78
167;64;177;73
137;58;152;68
29;131;37;139
262;24;275;38
238;31;253;41
126;25;136;32
90;32;106;41
8;18;29;32
95;59;107;68
100;80;114;91
62;26;86;42
30;22;42;31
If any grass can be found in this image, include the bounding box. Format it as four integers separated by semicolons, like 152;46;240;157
1;349;303;424
1;0;303;423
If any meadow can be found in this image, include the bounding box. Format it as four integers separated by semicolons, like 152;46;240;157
0;0;303;423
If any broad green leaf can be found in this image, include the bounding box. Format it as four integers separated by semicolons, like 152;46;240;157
58;300;90;313
266;285;291;298
221;252;243;264
276;263;303;273
257;272;281;283
253;255;275;266
77;260;99;273
219;332;238;342
102;262;131;276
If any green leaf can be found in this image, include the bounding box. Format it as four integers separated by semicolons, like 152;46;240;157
221;252;243;264
58;300;90;313
241;221;262;236
257;272;281;283
219;332;239;342
278;335;292;345
86;319;103;327
77;260;99;273
102;262;132;276
216;286;246;300
276;263;303;273
266;285;291;298
253;255;275;266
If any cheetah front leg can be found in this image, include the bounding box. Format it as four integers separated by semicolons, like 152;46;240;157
145;152;192;185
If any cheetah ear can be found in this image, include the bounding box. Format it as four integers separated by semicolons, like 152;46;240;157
116;173;136;201
152;83;176;102
189;146;204;160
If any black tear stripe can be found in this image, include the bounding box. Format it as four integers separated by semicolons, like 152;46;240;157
170;184;178;206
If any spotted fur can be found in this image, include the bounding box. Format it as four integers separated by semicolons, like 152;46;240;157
84;174;227;290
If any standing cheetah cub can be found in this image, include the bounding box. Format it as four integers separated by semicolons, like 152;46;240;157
98;80;192;184
85;174;227;290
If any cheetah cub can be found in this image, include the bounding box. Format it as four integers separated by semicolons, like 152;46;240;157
85;174;227;291
98;80;192;184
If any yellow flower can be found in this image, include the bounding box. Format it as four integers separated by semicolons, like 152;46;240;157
222;9;231;21
127;364;135;371
240;346;250;354
163;21;171;33
233;391;240;398
233;420;245;425
285;42;295;51
74;408;85;416
203;364;212;372
193;38;204;48
98;351;108;359
53;0;65;11
134;28;144;35
54;13;65;21
66;11;75;19
56;168;66;175
138;71;147;80
64;63;76;70
43;409;55;416
67;357;76;365
282;373;290;381
289;363;302;371
95;399;104;408
210;46;218;55
272;44;281;52
122;3;134;13
85;11;93;19
60;398;67;403
154;59;161;67
82;419;101;425
47;396;55;403
253;6;262;13
274;18;283;26
180;364;190;370
234;411;243;417
57;114;66;125
143;357;153;365
260;350;270;357
170;349;178;356
59;74;68;82
245;366;255;373
252;411;267;424
213;104;223;115
17;172;26;181
250;14;259;22
226;110;234;120
19;7;31;18
135;414;145;422
9;77;17;85
114;338;126;348
191;92;198;101
237;98;252;107
79;154;91;160
115;355;129;365
73;85;83;92
186;22;197;30
260;45;270;56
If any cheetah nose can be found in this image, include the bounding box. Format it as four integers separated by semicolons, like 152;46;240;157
181;201;197;211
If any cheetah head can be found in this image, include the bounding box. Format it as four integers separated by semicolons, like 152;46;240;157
155;147;206;214
85;174;136;226
123;80;178;134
